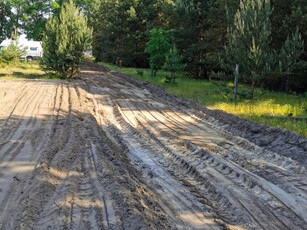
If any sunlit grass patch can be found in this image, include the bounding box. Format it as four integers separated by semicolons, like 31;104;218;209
0;62;62;80
101;62;307;137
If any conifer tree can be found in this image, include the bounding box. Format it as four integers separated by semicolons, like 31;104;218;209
224;0;273;99
223;0;304;98
0;30;27;65
41;0;92;78
163;46;185;83
278;29;304;75
277;29;304;91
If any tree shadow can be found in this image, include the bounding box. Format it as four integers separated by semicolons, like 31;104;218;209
0;71;61;80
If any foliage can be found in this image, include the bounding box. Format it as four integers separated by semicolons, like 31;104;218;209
278;29;304;74
1;0;305;83
41;0;92;78
89;0;164;67
0;0;92;41
0;0;13;41
223;0;304;100
145;29;171;76
101;62;307;137
223;0;273;99
271;0;307;61
173;0;236;79
163;46;185;83
22;1;51;40
137;69;144;77
0;33;27;65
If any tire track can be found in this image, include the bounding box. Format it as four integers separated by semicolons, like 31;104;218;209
112;92;306;229
0;63;306;230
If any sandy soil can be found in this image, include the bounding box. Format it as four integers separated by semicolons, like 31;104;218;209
0;62;306;230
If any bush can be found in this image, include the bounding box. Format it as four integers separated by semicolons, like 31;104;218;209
0;39;27;65
137;70;144;77
41;0;92;78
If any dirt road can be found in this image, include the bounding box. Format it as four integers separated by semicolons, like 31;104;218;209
0;62;306;230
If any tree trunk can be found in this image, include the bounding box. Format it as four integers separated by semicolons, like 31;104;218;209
250;80;256;100
154;69;157;77
198;65;202;78
285;75;289;93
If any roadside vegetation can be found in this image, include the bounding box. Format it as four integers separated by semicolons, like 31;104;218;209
0;62;61;80
101;62;307;137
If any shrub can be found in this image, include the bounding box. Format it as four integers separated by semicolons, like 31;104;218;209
0;37;27;65
137;70;144;77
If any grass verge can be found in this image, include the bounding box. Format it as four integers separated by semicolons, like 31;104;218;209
0;62;62;80
101;62;307;137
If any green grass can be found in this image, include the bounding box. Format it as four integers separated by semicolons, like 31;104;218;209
0;62;62;80
101;62;307;137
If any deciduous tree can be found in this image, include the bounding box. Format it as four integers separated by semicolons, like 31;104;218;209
145;28;171;76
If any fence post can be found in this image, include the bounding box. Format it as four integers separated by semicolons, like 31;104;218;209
234;64;239;103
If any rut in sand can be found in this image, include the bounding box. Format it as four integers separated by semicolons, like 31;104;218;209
0;62;306;230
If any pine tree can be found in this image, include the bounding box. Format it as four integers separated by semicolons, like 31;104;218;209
278;29;304;74
41;0;92;78
163;46;185;83
224;0;273;99
0;31;27;65
271;0;307;61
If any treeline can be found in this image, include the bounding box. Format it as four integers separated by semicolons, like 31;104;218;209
1;0;306;94
88;0;306;94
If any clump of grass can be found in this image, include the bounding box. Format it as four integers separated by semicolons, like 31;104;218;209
137;70;144;77
100;62;307;137
0;61;62;80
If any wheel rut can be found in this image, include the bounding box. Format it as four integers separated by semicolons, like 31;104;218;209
0;64;306;230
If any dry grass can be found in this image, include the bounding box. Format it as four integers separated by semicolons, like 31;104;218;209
0;62;61;80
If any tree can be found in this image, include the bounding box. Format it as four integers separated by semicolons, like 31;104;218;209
271;0;307;61
22;0;52;40
278;30;304;74
277;29;304;91
89;0;169;67
0;31;27;65
223;0;305;99
0;0;13;41
41;0;92;78
145;28;171;76
173;0;238;79
223;0;273;99
163;46;185;83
